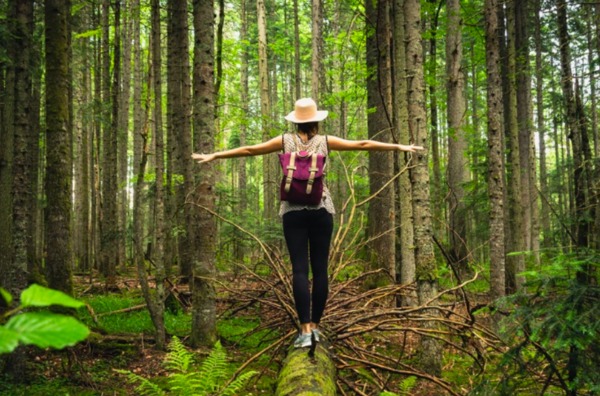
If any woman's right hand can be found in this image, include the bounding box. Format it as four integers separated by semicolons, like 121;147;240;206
191;153;217;163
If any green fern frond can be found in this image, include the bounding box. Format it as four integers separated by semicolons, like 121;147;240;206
164;336;194;374
218;370;258;396
114;369;166;396
168;372;196;393
399;376;417;394
196;340;229;391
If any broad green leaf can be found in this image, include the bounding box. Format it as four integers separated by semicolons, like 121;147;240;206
5;312;89;349
20;284;84;309
0;327;20;354
0;288;11;305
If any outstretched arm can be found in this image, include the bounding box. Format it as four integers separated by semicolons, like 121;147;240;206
192;136;283;163
327;135;424;152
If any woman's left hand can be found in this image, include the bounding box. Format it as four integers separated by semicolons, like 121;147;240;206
398;144;424;152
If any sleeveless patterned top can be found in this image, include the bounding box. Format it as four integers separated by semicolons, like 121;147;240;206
278;133;336;216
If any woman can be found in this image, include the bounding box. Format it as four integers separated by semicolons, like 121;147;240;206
192;98;423;348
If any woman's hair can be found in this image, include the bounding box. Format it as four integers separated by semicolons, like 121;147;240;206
297;122;319;138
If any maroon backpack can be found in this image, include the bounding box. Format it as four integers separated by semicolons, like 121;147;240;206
278;135;326;205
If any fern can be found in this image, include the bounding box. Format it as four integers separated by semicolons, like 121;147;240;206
196;340;229;393
378;376;417;396
117;337;256;396
114;369;166;396
398;376;417;395
164;336;194;373
219;370;258;396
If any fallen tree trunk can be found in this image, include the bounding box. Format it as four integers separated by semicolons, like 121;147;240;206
275;340;336;396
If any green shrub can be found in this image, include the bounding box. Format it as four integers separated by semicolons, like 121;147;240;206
493;250;600;395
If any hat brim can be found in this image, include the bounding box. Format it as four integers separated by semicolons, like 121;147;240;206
284;110;329;123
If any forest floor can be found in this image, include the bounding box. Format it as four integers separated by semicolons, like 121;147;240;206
0;270;495;396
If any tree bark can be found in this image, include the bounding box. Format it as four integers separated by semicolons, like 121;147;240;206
393;0;416;306
534;0;550;247
118;0;132;270
257;0;276;220
405;0;442;375
501;0;525;293
45;0;73;294
485;0;506;300
557;0;589;250
100;0;118;288
191;0;218;347
311;0;323;101
0;13;12;287
168;0;195;282
366;0;395;283
235;0;249;263
427;0;443;243
293;0;301;99
445;0;469;275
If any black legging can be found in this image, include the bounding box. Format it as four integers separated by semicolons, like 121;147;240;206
282;208;334;325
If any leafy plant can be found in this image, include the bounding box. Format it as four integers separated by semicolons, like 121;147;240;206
0;284;90;354
378;376;417;396
117;336;256;396
494;251;600;395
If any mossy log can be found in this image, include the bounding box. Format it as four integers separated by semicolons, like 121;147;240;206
275;341;336;396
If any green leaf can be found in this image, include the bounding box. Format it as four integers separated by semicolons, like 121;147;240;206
0;288;12;305
5;312;89;349
74;28;101;39
0;327;20;354
20;284;85;309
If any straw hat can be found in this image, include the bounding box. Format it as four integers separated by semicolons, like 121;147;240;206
284;98;328;123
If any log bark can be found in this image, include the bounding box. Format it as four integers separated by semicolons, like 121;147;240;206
275;342;336;396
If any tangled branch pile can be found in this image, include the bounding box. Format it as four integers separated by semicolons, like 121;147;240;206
204;204;502;396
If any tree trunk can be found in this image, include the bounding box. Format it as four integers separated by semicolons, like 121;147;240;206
501;0;525;294
393;0;416;306
311;0;323;101
257;0;276;220
235;0;249;263
445;0;469;276
366;0;395;284
45;0;73;294
100;0;118;288
293;0;301;99
427;0;443;243
73;8;92;273
485;0;506;300
168;0;195;282
515;0;540;265
5;0;34;301
132;0;144;268
191;0;218;347
588;6;600;250
146;0;167;349
118;0;132;269
534;0;550;247
0;13;13;287
557;0;589;250
405;0;442;376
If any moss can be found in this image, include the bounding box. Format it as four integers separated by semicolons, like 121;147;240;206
275;344;336;396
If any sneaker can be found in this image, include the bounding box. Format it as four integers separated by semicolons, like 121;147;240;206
293;332;313;348
312;329;322;343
